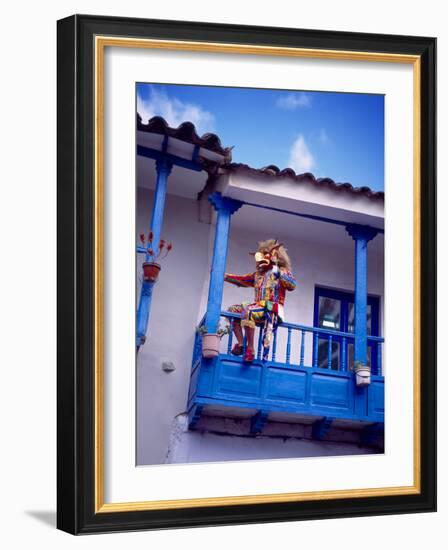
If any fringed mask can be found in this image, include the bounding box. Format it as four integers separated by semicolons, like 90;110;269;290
250;239;291;271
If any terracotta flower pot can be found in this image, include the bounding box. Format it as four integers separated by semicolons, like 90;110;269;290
143;262;161;282
202;333;220;359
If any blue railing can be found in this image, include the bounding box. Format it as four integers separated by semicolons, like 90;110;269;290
217;311;384;376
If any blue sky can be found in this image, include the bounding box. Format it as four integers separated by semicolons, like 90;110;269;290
137;83;384;191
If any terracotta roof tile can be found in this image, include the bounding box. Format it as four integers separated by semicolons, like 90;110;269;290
137;116;383;200
225;163;384;200
137;115;233;161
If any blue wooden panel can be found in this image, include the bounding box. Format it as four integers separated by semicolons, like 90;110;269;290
216;359;262;398
194;395;370;422
196;359;216;397
368;380;385;416
188;404;204;429
265;367;307;404
189;355;383;424
188;361;201;404
310;373;351;410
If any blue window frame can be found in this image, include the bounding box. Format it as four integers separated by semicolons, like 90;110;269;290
313;286;381;374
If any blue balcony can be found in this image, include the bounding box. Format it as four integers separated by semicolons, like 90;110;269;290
136;125;384;448
188;311;384;443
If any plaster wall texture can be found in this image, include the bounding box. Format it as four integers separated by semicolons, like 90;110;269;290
136;187;213;465
137;185;384;465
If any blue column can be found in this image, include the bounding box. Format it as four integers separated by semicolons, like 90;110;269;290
147;157;172;258
346;224;378;365
136;157;172;348
205;193;242;333
346;224;378;414
136;281;154;347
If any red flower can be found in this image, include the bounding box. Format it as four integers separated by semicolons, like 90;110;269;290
139;233;145;244
159;239;165;249
147;248;154;256
148;231;153;243
167;243;173;252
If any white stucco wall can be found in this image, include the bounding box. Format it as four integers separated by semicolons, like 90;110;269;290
136;183;384;466
136;187;213;465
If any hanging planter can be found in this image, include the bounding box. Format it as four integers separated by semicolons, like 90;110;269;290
354;361;371;386
143;261;161;282
139;231;173;283
201;333;221;358
197;324;231;359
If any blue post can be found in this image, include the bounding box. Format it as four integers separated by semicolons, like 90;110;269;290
346;224;378;414
328;335;333;369
272;330;277;362
313;335;318;368
299;330;305;367
377;342;382;376
205;193;242;333
257;327;263;360
136;157;173;348
136;282;154;347
226;329;233;355
341;337;347;372
286;328;292;364
147;157;172;258
346;224;378;366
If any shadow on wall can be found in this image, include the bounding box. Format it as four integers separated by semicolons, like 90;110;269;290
25;511;56;529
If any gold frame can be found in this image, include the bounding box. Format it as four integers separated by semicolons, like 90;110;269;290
94;36;421;513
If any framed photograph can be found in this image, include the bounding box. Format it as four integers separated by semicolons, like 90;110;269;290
57;14;436;534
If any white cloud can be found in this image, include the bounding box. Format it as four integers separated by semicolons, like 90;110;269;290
288;135;315;173
137;87;215;135
276;92;311;110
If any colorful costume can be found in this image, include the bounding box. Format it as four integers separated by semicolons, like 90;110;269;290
225;240;296;361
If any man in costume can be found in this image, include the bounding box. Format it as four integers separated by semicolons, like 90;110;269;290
225;239;296;363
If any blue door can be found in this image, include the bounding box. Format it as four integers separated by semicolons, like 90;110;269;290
313;287;381;374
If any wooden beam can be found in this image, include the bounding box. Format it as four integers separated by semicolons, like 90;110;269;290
312;417;333;440
250;410;269;434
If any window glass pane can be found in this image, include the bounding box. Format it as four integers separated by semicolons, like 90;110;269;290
348;343;353;370
347;343;372;371
348;302;372;334
318;338;340;370
318;297;341;330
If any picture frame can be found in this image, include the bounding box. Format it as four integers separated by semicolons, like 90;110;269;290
57;14;436;534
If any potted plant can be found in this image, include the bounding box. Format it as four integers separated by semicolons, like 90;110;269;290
354;360;371;386
197;324;231;359
139;231;173;282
